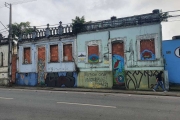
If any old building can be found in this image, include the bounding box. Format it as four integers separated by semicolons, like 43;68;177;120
0;35;17;85
76;9;169;90
16;23;77;87
163;36;180;89
17;9;169;90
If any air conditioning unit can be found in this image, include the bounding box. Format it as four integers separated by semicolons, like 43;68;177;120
172;36;180;40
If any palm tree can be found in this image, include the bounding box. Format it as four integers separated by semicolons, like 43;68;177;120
72;16;85;34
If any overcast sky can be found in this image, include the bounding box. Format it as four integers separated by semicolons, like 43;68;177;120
0;0;180;40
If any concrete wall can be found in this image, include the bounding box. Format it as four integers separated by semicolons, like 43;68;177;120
162;39;180;85
0;44;9;85
78;71;113;88
126;70;168;90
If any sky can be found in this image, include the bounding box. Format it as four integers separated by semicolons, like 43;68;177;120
0;0;180;40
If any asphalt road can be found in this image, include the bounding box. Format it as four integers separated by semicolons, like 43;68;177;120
0;88;180;120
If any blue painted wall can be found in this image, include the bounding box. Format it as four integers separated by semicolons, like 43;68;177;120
162;39;180;85
16;73;38;86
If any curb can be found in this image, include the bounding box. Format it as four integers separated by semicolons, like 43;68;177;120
0;86;180;97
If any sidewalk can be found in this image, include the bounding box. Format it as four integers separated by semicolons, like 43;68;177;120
1;85;180;97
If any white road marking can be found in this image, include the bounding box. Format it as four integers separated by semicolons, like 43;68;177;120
0;97;13;100
57;102;116;108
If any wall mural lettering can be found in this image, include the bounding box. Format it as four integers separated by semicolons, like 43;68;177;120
45;72;77;87
125;70;163;90
84;72;109;88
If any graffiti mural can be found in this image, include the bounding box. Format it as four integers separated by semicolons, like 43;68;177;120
125;70;163;90
37;46;46;85
112;42;125;87
45;72;77;87
16;73;38;86
140;39;155;60
78;71;113;88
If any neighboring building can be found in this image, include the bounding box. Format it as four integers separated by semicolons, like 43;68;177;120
162;36;180;88
0;38;9;85
16;23;78;87
0;37;18;85
76;10;167;90
17;9;169;90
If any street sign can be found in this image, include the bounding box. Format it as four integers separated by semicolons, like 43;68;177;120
175;47;180;58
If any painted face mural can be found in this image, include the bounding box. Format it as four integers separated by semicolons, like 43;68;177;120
113;55;125;84
140;39;155;60
112;42;125;86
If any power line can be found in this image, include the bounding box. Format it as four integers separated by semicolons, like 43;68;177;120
0;21;8;30
163;10;180;13
0;30;8;34
29;23;72;28
168;20;180;22
0;28;7;31
12;0;37;5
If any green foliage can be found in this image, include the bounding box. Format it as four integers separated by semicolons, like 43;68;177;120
11;21;33;39
72;16;85;34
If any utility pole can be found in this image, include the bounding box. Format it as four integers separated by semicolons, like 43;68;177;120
5;2;12;84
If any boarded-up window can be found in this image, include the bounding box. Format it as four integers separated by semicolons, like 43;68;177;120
112;42;124;57
140;39;155;60
24;47;31;64
38;47;46;61
63;44;72;61
50;45;58;62
88;45;99;63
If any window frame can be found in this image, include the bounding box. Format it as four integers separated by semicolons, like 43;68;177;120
62;42;74;62
86;40;102;64
22;46;32;64
137;33;159;61
49;44;60;63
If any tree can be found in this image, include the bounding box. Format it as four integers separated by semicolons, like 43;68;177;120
11;21;33;39
72;16;85;34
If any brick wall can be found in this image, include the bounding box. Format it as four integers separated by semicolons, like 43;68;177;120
24;47;31;63
38;47;46;61
12;54;17;83
50;45;58;62
140;39;155;53
63;44;72;61
112;42;124;57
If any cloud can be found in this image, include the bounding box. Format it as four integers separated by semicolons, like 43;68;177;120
0;0;180;39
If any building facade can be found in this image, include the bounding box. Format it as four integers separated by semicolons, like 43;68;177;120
163;37;180;88
16;9;169;90
16;23;78;87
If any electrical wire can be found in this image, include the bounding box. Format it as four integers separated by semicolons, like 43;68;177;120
0;21;8;30
0;30;8;34
29;23;72;28
12;0;37;5
167;20;180;22
163;10;180;13
0;28;7;31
